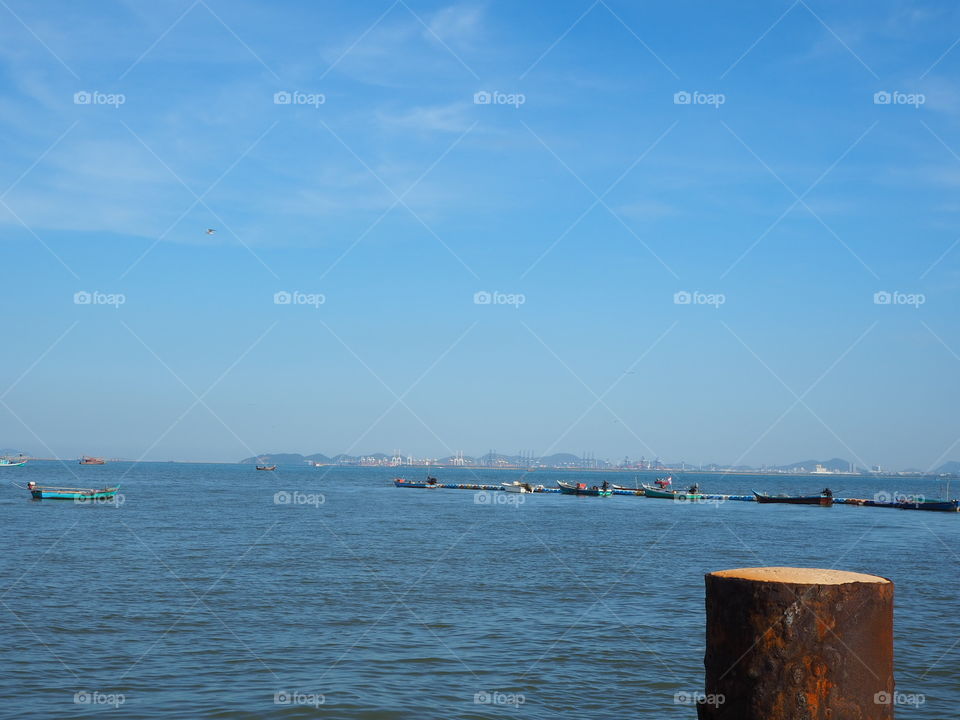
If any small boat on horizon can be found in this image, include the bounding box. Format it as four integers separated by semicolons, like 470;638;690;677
0;456;26;467
256;465;276;471
753;488;834;506
79;456;106;465
557;480;612;497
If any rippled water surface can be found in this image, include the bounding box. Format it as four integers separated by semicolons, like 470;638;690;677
2;463;958;718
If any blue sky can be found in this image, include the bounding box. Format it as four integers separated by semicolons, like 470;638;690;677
1;0;959;468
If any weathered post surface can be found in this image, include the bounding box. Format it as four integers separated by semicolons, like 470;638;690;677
699;567;894;720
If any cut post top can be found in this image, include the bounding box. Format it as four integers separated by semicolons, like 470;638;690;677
708;567;890;585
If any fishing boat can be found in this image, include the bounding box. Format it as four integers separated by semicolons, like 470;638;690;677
557;480;612;497
24;481;119;501
753;489;833;507
642;484;703;500
394;478;441;489
892;498;959;512
502;481;543;493
79;456;106;465
0;457;26;467
255;465;276;471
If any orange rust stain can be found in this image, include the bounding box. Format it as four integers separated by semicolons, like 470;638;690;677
801;655;834;718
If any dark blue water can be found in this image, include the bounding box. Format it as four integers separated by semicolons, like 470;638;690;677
2;463;958;718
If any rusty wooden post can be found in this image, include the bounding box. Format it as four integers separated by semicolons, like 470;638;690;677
699;567;894;720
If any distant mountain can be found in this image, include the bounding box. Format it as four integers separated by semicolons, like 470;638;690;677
936;461;960;475
773;458;859;473
539;453;582;465
329;454;359;463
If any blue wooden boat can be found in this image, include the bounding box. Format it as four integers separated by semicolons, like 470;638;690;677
26;482;119;501
557;481;612;497
893;498;958;512
0;458;26;467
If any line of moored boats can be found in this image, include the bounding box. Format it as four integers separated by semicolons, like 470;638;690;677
394;475;960;512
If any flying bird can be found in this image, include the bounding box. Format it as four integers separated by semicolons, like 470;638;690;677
205;228;216;235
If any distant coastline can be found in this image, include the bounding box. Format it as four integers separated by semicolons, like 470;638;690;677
9;455;955;478
238;451;958;478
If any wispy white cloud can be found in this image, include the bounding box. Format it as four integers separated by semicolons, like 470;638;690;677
321;3;484;87
424;3;485;48
379;101;475;133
